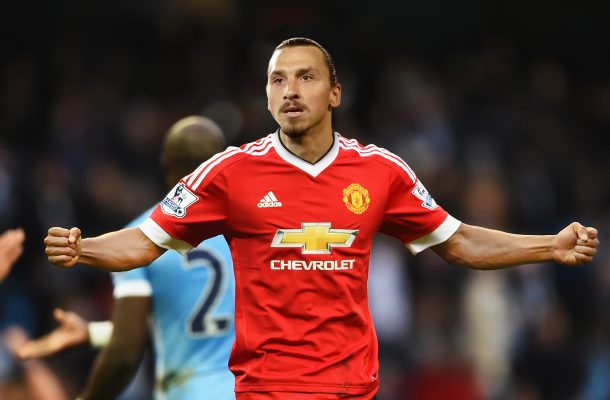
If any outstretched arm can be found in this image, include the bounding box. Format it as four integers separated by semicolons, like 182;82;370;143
77;297;151;400
45;227;165;272
432;222;599;269
4;326;69;400
17;308;90;359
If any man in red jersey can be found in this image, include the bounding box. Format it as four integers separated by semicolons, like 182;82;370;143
44;38;599;400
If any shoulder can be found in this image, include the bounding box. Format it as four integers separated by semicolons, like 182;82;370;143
183;134;275;190
239;133;275;156
337;135;417;183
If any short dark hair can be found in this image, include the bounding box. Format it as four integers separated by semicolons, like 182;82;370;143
275;37;338;87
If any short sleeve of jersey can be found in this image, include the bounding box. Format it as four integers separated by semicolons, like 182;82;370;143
112;267;152;298
141;168;229;254
379;165;460;254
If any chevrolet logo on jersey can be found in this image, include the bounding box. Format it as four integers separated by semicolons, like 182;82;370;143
271;223;358;254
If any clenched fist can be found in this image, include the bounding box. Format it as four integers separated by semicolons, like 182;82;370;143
44;227;82;268
552;222;599;266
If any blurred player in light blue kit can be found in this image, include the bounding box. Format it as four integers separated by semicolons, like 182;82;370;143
112;211;235;400
18;116;236;400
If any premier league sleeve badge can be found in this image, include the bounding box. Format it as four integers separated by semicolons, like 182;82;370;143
161;182;199;218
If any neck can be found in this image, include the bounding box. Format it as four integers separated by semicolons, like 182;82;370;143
279;126;334;164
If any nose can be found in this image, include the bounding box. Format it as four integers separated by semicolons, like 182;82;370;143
283;78;299;100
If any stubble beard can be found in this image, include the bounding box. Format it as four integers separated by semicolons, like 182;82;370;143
279;115;309;138
281;124;307;138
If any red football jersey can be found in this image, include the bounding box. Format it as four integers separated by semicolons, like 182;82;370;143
140;132;460;398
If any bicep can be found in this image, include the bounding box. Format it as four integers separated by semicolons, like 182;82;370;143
430;223;521;269
114;227;166;266
430;223;468;264
130;227;166;262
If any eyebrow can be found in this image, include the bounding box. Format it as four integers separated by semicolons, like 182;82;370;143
268;67;317;78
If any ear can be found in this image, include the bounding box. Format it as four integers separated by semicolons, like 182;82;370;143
266;84;271;111
329;83;341;108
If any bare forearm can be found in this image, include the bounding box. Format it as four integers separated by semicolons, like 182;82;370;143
434;224;554;270
80;228;164;271
78;346;142;400
23;360;69;400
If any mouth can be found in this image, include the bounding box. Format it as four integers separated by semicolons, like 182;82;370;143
281;104;305;118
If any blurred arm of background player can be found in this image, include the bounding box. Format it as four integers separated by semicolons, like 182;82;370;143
16;303;147;400
17;308;91;359
1;228;68;400
4;326;69;400
0;228;25;282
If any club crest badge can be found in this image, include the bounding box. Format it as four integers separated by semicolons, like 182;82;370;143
161;182;198;218
343;183;371;215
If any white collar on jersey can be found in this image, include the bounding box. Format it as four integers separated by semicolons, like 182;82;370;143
272;130;340;177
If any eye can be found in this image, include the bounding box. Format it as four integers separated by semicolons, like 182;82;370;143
272;77;284;84
301;75;313;81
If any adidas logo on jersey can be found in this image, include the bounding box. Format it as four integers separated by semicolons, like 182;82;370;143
258;191;283;208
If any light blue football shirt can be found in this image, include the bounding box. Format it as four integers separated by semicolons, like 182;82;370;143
112;208;235;400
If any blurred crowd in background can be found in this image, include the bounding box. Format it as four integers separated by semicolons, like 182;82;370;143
1;0;609;399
